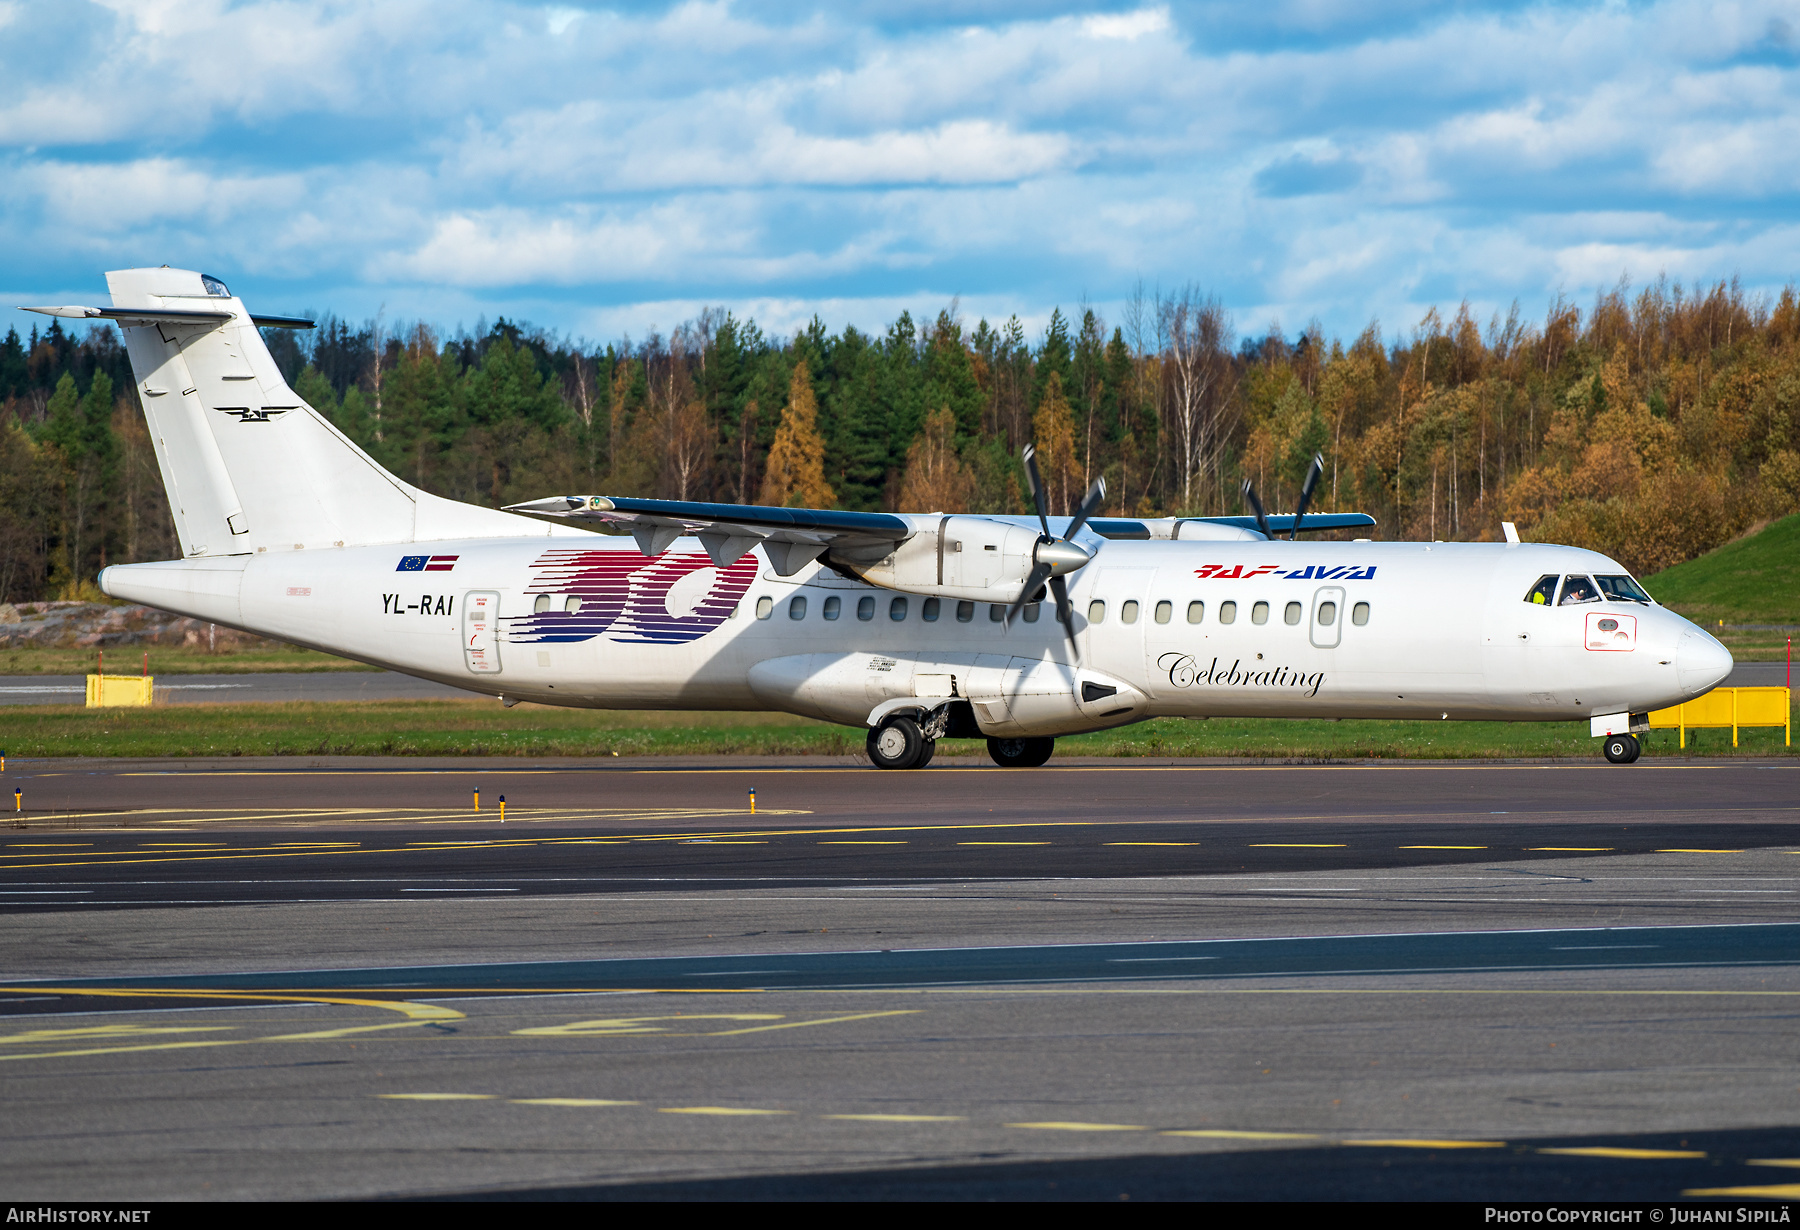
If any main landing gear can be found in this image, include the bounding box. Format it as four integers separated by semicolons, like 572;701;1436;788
1602;732;1642;764
864;715;1057;770
866;716;935;770
986;736;1055;768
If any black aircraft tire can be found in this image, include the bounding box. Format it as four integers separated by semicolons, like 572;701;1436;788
1603;733;1640;764
913;739;936;769
987;736;1055;768
867;717;926;770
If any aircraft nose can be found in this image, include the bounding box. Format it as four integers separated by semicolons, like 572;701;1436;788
1675;629;1733;696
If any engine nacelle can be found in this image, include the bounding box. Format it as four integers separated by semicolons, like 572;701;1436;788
830;515;1044;603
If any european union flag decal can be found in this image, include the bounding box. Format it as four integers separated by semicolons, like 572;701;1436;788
397;556;428;571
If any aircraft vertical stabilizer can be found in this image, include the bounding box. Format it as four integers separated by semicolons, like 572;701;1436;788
70;268;571;559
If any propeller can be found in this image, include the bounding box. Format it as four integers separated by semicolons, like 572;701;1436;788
1289;452;1324;540
1009;445;1106;658
1240;477;1272;539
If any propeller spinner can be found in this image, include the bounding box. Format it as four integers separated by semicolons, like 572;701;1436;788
1008;445;1106;657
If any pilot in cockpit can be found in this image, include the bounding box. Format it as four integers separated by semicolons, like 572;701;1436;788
1557;575;1600;605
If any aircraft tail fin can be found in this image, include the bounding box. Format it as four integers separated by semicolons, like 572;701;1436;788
70;267;565;559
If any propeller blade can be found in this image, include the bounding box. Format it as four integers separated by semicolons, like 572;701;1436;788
1065;475;1107;542
1289;452;1324;541
1049;574;1078;659
1022;445;1051;540
1005;561;1053;629
1241;478;1271;539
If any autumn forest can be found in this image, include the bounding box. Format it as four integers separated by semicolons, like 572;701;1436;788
2;276;1797;604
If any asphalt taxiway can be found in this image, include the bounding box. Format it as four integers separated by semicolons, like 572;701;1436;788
2;758;1797;1201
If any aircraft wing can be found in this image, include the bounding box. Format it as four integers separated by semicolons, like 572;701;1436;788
505;495;917;575
1193;513;1376;536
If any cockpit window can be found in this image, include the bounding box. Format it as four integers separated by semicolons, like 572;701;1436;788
1524;575;1558;605
200;274;231;297
1595;574;1652;605
1558;575;1600;605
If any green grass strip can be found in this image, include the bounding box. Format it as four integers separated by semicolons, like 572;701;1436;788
6;699;1792;760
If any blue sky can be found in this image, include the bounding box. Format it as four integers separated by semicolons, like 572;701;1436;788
4;0;1799;352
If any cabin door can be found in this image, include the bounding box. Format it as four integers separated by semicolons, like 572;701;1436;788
463;591;502;674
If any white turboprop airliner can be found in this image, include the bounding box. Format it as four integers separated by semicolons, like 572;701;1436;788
27;268;1732;768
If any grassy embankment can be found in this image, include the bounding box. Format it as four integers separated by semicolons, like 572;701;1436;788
1;699;1789;759
1643;511;1800;662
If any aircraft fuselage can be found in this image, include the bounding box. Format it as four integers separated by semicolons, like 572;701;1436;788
100;533;1731;737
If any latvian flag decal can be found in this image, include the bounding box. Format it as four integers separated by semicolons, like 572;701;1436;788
397;555;459;572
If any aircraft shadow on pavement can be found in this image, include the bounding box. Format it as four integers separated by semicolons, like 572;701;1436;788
429;1125;1800;1202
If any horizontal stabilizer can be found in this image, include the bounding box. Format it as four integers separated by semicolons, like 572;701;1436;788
23;304;233;327
22;305;314;330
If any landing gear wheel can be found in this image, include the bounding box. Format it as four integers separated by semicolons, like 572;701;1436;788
986;736;1055;768
1603;732;1641;764
867;717;927;770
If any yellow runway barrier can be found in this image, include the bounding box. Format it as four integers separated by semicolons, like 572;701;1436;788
85;675;154;708
1649;686;1791;748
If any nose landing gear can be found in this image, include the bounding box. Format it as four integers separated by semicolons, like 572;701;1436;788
1602;732;1641;764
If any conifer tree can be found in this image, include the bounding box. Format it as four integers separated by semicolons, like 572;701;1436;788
760;360;835;508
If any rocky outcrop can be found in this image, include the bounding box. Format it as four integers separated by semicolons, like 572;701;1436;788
0;602;276;649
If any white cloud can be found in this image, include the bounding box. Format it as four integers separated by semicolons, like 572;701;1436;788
3;0;1798;346
543;5;582;37
1082;6;1171;41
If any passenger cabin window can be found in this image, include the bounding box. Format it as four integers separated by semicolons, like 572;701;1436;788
857;596;875;621
922;597;940;622
1121;600;1140;625
1154;600;1172;625
1351;601;1370;626
533;594;551;614
1088;600;1105;624
1187;601;1204;624
890;597;908;621
756;596;774;620
823;596;841;620
989;603;1005;622
1024;602;1041;623
1284;601;1302;625
788;596;807;620
1524;575;1558;605
564;596;581;614
1251;601;1270;625
1219;600;1237;624
1596;575;1652;605
956;600;974;623
1317;601;1337;626
1558;575;1600;606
